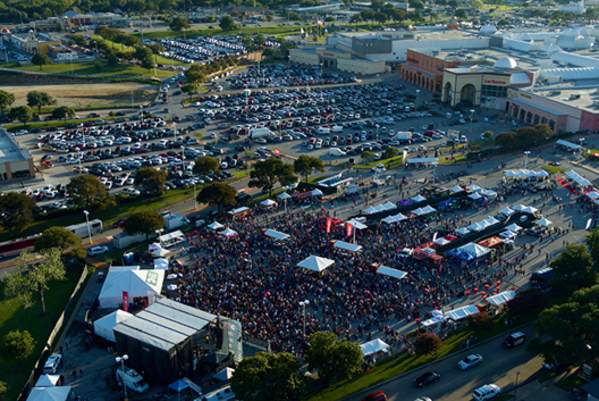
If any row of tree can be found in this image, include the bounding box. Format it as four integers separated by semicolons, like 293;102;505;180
494;124;555;151
0;89;76;124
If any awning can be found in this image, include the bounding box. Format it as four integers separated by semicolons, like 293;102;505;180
468;192;483;200
297;255;335;272
456;227;471;236
363;201;397;215
220;228;239;238
499;207;515;217
506;223;522;232
376;265;408;280
382;213;408;224
260;199;277;207
556;139;583;151
445;304;479;321
311;188;324;197
412;205;436;216
360;338;390;356
264;229;290;241
535;217;552;227
153;258;169;270
512;204;539;214
277;192;292;200
347;219;368;230
406;157;439;165
411;194;427;202
452;242;491;260
478;236;503;248
208;221;224;230
565;170;591;187
228;206;251;215
169;379;190;393
433;237;451;246
486;290;516;306
334;240;363;253
450;185;464;194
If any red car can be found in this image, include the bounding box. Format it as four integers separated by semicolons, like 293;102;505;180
362;391;388;401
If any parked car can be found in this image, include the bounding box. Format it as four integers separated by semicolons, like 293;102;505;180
415;371;441;387
87;245;110;257
503;331;526;348
472;384;501;401
43;353;63;374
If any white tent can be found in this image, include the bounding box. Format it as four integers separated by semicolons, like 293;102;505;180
433;237;451;246
220;228;239;238
153;258;169;270
98;267;164;309
456;227;471;236
499;207;515;217
297;255;335;273
499;230;517;239
208;221;225;231
486;290;516;307
26;386;71;401
467;183;482;192
277;192;292;201
422;310;446;328
382;213;407;224
159;230;185;248
363;201;396;215
411;194;427;202
35;374;61;387
214;367;235;382
264;229;290;241
334;240;362;252
412;205;436;216
468;192;483;200
455;242;491;259
347;219;368;230
376;265;407;280
445;304;479;321
311;188;324;197
360;338;390;357
260;199;277;208
148;242;169;258
506;223;522;232
228;206;250;216
535;217;553;227
93;310;133;342
512;204;539;214
450;185;464;194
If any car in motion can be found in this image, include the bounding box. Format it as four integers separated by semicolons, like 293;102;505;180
415;370;441;387
361;390;388;401
458;353;483;370
503;331;526;348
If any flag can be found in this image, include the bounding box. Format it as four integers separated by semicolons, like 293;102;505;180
345;222;353;238
325;216;332;234
122;291;129;312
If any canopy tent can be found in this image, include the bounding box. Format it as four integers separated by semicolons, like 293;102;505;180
411;194;427;203
376;265;407;280
334;240;363;253
406;157;439;165
264;229;290;241
360;338;390;357
467;216;499;232
311;188;324;197
98;267;164;309
26;386;71;401
153;258;169;270
480;188;498;199
208;221;225;231
556;139;583;151
35;374;61;388
382;213;407;224
504;169;549;179
450;185;464;194
565;170;591;187
467;183;482;192
587;191;599;206
228;206;251;216
512;204;539;214
445;304;479;321
346;219;368;230
297;255;335;273
468;192;483;200
452;242;491;261
277;192;292;201
486;290;516;307
506;223;522;232
433;237;451;246
422;310;446;328
169;379;190;393
259;199;277;208
220;228;239;238
214;367;235;382
456;227;471;236
535;217;553;227
412;205;436;216
499;207;515;217
478;236;503;248
148;242;169;258
363;201;396;215
159;230;185;248
93;309;134;342
499;230;517;239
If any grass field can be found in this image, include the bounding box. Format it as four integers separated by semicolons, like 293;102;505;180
0;82;156;110
0;264;83;401
4;115;119;131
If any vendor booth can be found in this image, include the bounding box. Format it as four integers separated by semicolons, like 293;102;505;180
297;255;335;273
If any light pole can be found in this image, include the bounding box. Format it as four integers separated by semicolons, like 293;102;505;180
514;370;521;401
83;210;92;244
299;300;310;338
193;182;197;209
523;150;531;168
115;354;129;401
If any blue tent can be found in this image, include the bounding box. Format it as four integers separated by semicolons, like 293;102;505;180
169;379;189;393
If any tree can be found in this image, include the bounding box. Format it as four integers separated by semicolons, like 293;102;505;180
249;158;297;197
35;226;81;255
193;156;220;175
454;8;467;18
0;192;35;233
26;91;56;113
293;155;324;182
413;332;442;355
169;15;190;32
468;311;494;330
507;288;548;318
550;243;596;296
134;46;155;69
9;105;32;125
306;331;363;384
0;380;6;399
231;352;303;401
382;146;399;159
361;150;376;162
123;211;164;238
51;106;75;120
4;249;66;314
0;90;15;113
219;15;237;31
67;174;114;211
31;52;51;71
135;167;167;197
197;183;237;214
2;330;35;360
587;228;599;271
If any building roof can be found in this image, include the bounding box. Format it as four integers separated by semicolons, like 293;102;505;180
0;129;31;163
526;87;599;113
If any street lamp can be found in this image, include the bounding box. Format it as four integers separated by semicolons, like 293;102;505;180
523;150;531;168
299;300;310;338
193;182;197;209
115;354;129;401
83;210;92;244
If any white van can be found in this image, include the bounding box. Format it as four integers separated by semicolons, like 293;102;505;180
116;366;149;394
472;384;501;401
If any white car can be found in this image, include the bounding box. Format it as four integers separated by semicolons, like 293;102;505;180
371;164;386;174
43;353;62;374
87;245;109;257
458;353;483;370
329;147;347;157
472;384;501;401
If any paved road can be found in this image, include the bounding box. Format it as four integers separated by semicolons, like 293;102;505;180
347;327;546;401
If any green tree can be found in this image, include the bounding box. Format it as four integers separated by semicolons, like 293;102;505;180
293;155;324;182
231;352;303;401
249;158;296;197
31;52;51;71
9;105;33;125
193;156;221;175
185;64;207;84
123;211;164;238
550;243;596;296
26;91;56;113
2;330;35;360
134;46;155;69
0;192;35;233
382;146;399;159
35;226;82;255
0;380;6;400
361;150;376;162
169;15;190;32
0;90;15;113
413;332;442;355
135;167;167;197
67;174;114;211
306;331;363;384
588;228;599;271
219;15;237;31
51;106;76;120
4;249;66;314
454;8;467;18
197;183;237;214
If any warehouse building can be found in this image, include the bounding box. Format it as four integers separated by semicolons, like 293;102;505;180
0;129;35;183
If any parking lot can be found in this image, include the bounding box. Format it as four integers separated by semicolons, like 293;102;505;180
157;35;247;64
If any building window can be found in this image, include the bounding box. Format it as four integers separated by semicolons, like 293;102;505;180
481;85;507;98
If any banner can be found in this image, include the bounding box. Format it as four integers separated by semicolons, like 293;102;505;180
345;222;353;238
122;291;129;312
325;216;332;234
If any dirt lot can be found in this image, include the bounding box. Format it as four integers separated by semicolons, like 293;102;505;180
0;82;156;109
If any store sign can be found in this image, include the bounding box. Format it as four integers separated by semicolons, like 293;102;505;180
483;78;509;86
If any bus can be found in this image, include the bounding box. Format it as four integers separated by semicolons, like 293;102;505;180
66;219;103;238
